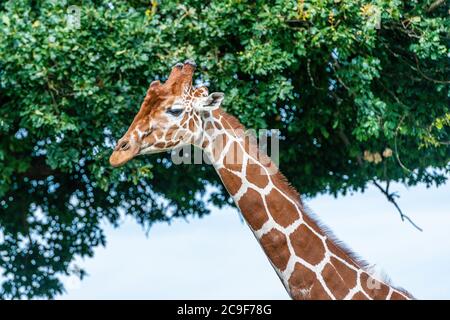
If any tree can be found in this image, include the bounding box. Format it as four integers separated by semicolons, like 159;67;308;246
0;0;448;298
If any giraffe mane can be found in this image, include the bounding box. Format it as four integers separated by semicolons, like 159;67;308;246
301;203;415;299
216;109;245;130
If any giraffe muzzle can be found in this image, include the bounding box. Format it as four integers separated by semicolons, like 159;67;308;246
109;139;140;167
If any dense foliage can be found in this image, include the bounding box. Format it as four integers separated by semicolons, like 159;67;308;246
0;0;448;298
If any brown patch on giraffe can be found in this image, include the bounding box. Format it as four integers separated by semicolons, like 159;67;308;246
154;142;166;148
325;239;359;269
218;168;242;196
212;109;221;118
189;119;195;131
259;229;290;271
219;119;231;131
289;224;325;266
390;291;408;300
193;86;208;97
360;272;390;300
352;292;369;300
330;256;357;287
164;125;178;140
155;130;163;139
201;139;209;149
266;189;299;228
246;158;269;189
289;263;331;300
321;257;357;300
165;141;180;148
205;121;214;132
322;263;348;299
180;113;189;126
223;141;243;172
142;133;157;146
237;188;269;231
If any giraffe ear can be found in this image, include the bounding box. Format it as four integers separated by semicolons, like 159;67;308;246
194;92;224;111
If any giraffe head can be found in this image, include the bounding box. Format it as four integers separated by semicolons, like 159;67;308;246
109;60;224;167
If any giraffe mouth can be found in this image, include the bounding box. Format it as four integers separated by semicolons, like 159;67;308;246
109;143;140;167
138;145;170;155
110;143;170;167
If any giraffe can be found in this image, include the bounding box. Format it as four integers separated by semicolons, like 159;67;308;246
109;60;412;300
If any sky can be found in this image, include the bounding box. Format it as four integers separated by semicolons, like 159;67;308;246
59;181;450;300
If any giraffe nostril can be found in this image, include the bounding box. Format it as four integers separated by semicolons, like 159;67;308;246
118;140;130;151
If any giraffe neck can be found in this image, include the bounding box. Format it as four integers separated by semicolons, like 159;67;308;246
197;109;411;300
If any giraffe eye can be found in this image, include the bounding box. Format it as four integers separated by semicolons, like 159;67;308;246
166;108;183;117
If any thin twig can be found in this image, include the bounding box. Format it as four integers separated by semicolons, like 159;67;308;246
394;115;415;175
378;80;404;106
413;55;450;84
337;129;363;166
307;59;325;90
381;42;449;84
330;61;353;94
372;180;423;232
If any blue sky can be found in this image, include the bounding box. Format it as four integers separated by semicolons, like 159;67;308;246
59;181;450;300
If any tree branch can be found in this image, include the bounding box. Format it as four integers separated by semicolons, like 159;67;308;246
413;55;450;84
394;115;415;175
372;180;423;232
307;59;325;90
427;0;445;12
337;127;422;231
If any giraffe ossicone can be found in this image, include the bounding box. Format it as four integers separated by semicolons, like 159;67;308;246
109;59;412;300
